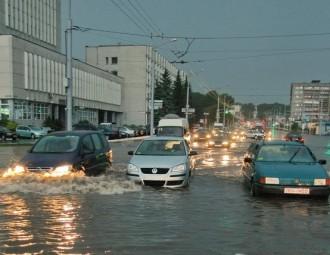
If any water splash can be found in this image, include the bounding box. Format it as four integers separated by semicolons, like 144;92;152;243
0;172;141;195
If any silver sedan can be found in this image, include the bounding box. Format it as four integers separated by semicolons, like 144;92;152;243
127;136;197;188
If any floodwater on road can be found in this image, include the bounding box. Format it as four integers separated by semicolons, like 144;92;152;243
0;137;329;254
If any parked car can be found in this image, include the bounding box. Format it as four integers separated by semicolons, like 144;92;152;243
98;123;119;140
118;126;135;138
127;136;197;188
3;131;112;177
241;140;329;198
0;126;17;141
16;125;47;139
285;132;304;143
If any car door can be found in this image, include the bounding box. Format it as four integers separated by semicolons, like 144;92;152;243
91;133;108;172
80;134;98;175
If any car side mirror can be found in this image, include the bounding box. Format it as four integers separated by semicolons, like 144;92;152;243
318;159;327;165
244;157;252;163
189;151;198;156
128;151;134;155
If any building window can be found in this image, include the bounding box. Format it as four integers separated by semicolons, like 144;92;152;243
111;57;118;64
0;100;10;120
111;70;118;76
14;100;33;120
34;103;49;120
105;57;109;65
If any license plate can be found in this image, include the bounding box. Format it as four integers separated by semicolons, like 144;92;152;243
284;187;310;195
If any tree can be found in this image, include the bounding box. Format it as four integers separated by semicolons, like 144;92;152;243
154;69;174;123
172;71;184;116
241;103;255;120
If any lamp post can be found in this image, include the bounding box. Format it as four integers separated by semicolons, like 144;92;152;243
150;38;177;135
65;0;73;131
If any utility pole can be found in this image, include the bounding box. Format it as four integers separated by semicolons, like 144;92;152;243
216;95;220;123
65;0;73;131
185;80;190;121
150;47;155;135
223;95;226;127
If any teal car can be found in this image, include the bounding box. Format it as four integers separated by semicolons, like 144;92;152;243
16;125;47;139
242;141;329;198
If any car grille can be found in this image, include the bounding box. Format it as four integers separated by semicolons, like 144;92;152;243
27;167;53;172
141;168;169;174
143;181;165;187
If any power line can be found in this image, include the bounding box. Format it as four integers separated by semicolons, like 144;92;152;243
71;25;330;41
171;48;330;63
187;47;330;54
108;0;149;34
135;0;162;34
127;0;161;35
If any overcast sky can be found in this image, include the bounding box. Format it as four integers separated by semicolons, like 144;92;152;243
62;0;330;104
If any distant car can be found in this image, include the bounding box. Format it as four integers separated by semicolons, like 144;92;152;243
191;129;212;148
119;127;135;138
16;125;47;139
246;129;265;140
127;136;197;188
208;131;231;148
242;140;329;198
3;131;112;177
0;126;17;141
285;132;304;143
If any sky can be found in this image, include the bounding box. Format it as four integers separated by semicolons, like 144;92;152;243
62;0;330;104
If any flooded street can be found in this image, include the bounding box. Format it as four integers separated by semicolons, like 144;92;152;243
0;136;329;254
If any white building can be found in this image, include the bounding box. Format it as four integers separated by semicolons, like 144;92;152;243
0;0;124;126
290;81;330;122
85;45;186;126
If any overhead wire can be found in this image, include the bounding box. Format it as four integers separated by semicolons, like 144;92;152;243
127;0;161;35
135;0;163;34
108;0;149;34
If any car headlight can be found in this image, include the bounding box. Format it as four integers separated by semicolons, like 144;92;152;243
194;134;199;138
171;164;186;174
222;141;229;145
208;140;215;145
47;165;72;177
206;134;211;138
2;164;25;177
127;163;139;174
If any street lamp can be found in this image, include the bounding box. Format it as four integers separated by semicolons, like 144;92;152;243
150;38;177;135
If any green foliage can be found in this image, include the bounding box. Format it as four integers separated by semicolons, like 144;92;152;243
291;122;301;131
241;103;255;119
257;103;289;120
43;117;64;131
172;71;184;116
0;119;17;130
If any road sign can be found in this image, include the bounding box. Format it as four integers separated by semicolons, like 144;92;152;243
181;108;195;113
154;100;163;110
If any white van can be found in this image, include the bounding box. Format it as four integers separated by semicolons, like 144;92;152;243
157;116;190;143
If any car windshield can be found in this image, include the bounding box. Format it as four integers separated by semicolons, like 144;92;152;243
157;127;183;137
32;135;80;153
135;140;186;156
256;145;315;163
31;127;42;131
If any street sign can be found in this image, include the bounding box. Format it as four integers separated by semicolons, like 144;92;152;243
154;100;163;110
181;108;195;113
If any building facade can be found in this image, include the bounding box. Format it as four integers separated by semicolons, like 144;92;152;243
0;0;61;51
85;45;186;126
290;81;330;122
0;0;124;127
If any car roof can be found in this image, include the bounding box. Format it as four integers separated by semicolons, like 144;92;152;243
47;130;102;137
256;140;304;146
144;136;185;141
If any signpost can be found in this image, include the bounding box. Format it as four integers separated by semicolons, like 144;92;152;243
181;108;195;114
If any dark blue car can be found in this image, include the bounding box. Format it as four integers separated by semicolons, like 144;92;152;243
242;140;329;198
5;131;112;177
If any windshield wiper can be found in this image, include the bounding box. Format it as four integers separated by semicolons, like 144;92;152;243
288;148;302;163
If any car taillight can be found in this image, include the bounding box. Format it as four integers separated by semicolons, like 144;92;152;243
258;177;266;184
326;178;330;186
258;177;279;184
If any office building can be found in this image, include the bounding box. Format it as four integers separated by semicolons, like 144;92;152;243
85;45;187;126
290;81;330;122
0;0;124;126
